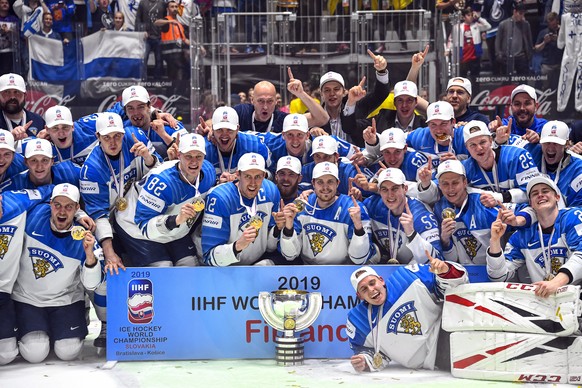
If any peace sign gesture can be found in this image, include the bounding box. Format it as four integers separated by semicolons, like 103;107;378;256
367;48;387;72
426;249;448;275
400;201;414;237
348;194;363;230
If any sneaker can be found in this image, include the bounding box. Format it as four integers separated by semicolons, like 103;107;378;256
93;321;107;348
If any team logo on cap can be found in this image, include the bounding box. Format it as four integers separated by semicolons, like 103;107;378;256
34;140;43;151
387;301;422;335
127;278;154;324
315;138;325;150
434;105;440;113
8;75;15;86
55;109;62;120
305;223;337;256
29;247;64;279
469;126;481;134
388;132;395;142
293;116;299;125
108;115;115;126
130;87;137;97
283;157;292;167
0;226;16;260
550;125;558;136
402;83;409;91
221;110;229;122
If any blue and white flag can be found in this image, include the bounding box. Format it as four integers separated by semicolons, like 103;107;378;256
28;35;77;97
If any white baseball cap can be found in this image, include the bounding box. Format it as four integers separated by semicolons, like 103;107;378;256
526;175;559;198
312;161;339;180
447;77;472;96
212;106;239;131
426;101;455;122
0;73;26;93
540;120;569;146
511;84;537;102
350;266;379;291
379;128;407;151
96;113;125;136
377;168;406;186
463;120;491;144
319;71;345;88
179;133;206;155
282;114;308;133
51;183;80;203
276;155;302;175
393;80;418;98
0;129;15;152
45;105;74;128
436;159;466;179
238;152;266;172
122;85;150;106
25;138;53;159
311;136;338;156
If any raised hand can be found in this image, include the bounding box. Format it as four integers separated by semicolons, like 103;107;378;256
12;120;32;140
426;249;448;275
348;195;363;229
271;199;286;230
363;117;378;146
491;208;507;242
347;76;367;106
367;48;387;72
400;201;414;236
522;128;540;144
130;132;155;166
287;66;304;97
353;164;370;191
418;155;433;189
411;45;429;67
235;226;257;252
176;203;197;226
195;116;211;136
479;192;498;208
348;177;363;201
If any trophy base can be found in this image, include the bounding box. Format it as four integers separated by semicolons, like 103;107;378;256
275;336;304;366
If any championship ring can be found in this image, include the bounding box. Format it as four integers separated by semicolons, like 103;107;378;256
115;197;128;211
71;226;87;241
373;353;383;369
192;197;205;212
258;290;322;366
249;215;263;231
441;207;456;220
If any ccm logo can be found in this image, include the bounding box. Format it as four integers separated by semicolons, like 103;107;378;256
506;283;536;291
518;374;561;383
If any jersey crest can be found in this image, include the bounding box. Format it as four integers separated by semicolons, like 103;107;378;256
0;225;16;260
239;211;268;231
533;247;566;276
304;223;337;256
456;228;481;259
28;247;64;279
386;301;422;336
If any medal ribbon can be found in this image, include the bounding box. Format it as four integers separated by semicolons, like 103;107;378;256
105;151;125;204
537;224;557;280
217;138;237;175
367;303;384;366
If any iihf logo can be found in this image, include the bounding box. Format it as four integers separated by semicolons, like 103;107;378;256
292;115;299;125
8;75;15;86
130;87;137;97
222;111;229;122
388;132;394;142
56;110;62;120
434;104;440;113
108;115;115;126
128;278;154;324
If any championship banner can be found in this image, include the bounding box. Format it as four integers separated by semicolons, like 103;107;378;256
107;265;489;361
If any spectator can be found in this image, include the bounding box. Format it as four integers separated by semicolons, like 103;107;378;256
113;11;128;31
534;11;562;91
0;0;19;74
481;0;513;75
212;0;237;54
136;0;165;78
37;11;61;38
450;7;491;83
114;0;140;31
89;0;113;33
240;0;265;54
44;0;75;43
155;0;188;80
495;1;533;76
445;77;490;123
14;0;48;75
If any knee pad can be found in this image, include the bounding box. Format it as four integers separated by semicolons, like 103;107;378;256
148;260;172;267
54;338;83;361
175;256;198;267
19;331;50;364
0;337;18;365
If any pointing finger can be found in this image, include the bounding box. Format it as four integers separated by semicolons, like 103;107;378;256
379;161;387;169
405;201;412;215
427;155;432;169
371;117;376;133
422;44;429;57
199;116;207;128
358;76;366;88
24;120;33;129
366;49;376;60
280;198;285;211
351;194;359;207
348;177;354;192
354;163;362;174
508;117;513;131
131;133;139;144
287;66;294;80
425;249;434;263
497;200;507;210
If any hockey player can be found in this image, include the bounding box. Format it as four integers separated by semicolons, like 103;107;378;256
529;120;582;208
201;152;282;266
0;187;51;365
444;78;490;124
281;162;376;265
347;259;468;372
41;105;98;165
487;175;582;297
406;101;469;168
115;133;216;266
11;184;103;363
80;112;160;273
489;85;547;138
121;85;186;159
363;168;443;265
461;120;540;205
0;129;28;191
203;106;270;183
274;155;303;204
3;138;80;190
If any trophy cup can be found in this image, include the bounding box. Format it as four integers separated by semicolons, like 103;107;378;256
258;290;322;366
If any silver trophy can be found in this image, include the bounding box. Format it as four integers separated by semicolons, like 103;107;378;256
258;290;323;366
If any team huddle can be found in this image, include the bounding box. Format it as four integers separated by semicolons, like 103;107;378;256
0;47;581;378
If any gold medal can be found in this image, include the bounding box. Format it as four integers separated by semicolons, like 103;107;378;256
71;226;86;240
544;273;555;281
293;198;305;212
116;197;128;211
284;317;296;330
441;208;456;220
249;215;263;232
192;197;205;212
373;353;383;369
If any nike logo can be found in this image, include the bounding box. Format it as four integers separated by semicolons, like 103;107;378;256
187;246;195;250
527;241;539;247
70;326;80;331
469;180;481;185
13;328;17;332
32;231;43;237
